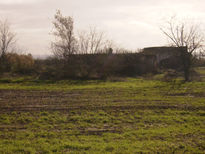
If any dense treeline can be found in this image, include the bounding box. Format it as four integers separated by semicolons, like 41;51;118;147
35;52;158;80
1;50;204;80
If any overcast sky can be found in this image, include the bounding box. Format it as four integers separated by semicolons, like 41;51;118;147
0;0;205;55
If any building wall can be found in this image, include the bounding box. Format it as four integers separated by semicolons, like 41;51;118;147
142;46;187;69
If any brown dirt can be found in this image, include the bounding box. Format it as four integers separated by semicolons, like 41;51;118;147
0;89;204;112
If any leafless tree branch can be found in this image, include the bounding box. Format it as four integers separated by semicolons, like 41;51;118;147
0;19;16;59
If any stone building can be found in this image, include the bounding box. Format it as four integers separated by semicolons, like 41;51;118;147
142;46;187;69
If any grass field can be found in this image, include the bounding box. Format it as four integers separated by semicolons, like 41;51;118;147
0;68;205;153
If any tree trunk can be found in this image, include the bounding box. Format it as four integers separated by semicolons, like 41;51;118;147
180;47;191;81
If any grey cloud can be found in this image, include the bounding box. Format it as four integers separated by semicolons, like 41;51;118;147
0;0;204;54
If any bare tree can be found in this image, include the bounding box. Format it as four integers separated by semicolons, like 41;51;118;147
160;16;204;81
51;10;78;60
0;19;16;72
0;19;15;59
78;27;113;54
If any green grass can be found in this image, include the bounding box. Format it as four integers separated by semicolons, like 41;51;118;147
196;67;205;74
0;70;205;153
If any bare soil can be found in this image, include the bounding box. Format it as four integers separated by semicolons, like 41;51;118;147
0;89;203;112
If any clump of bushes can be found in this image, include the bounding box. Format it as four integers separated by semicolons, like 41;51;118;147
0;53;34;75
35;53;159;80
